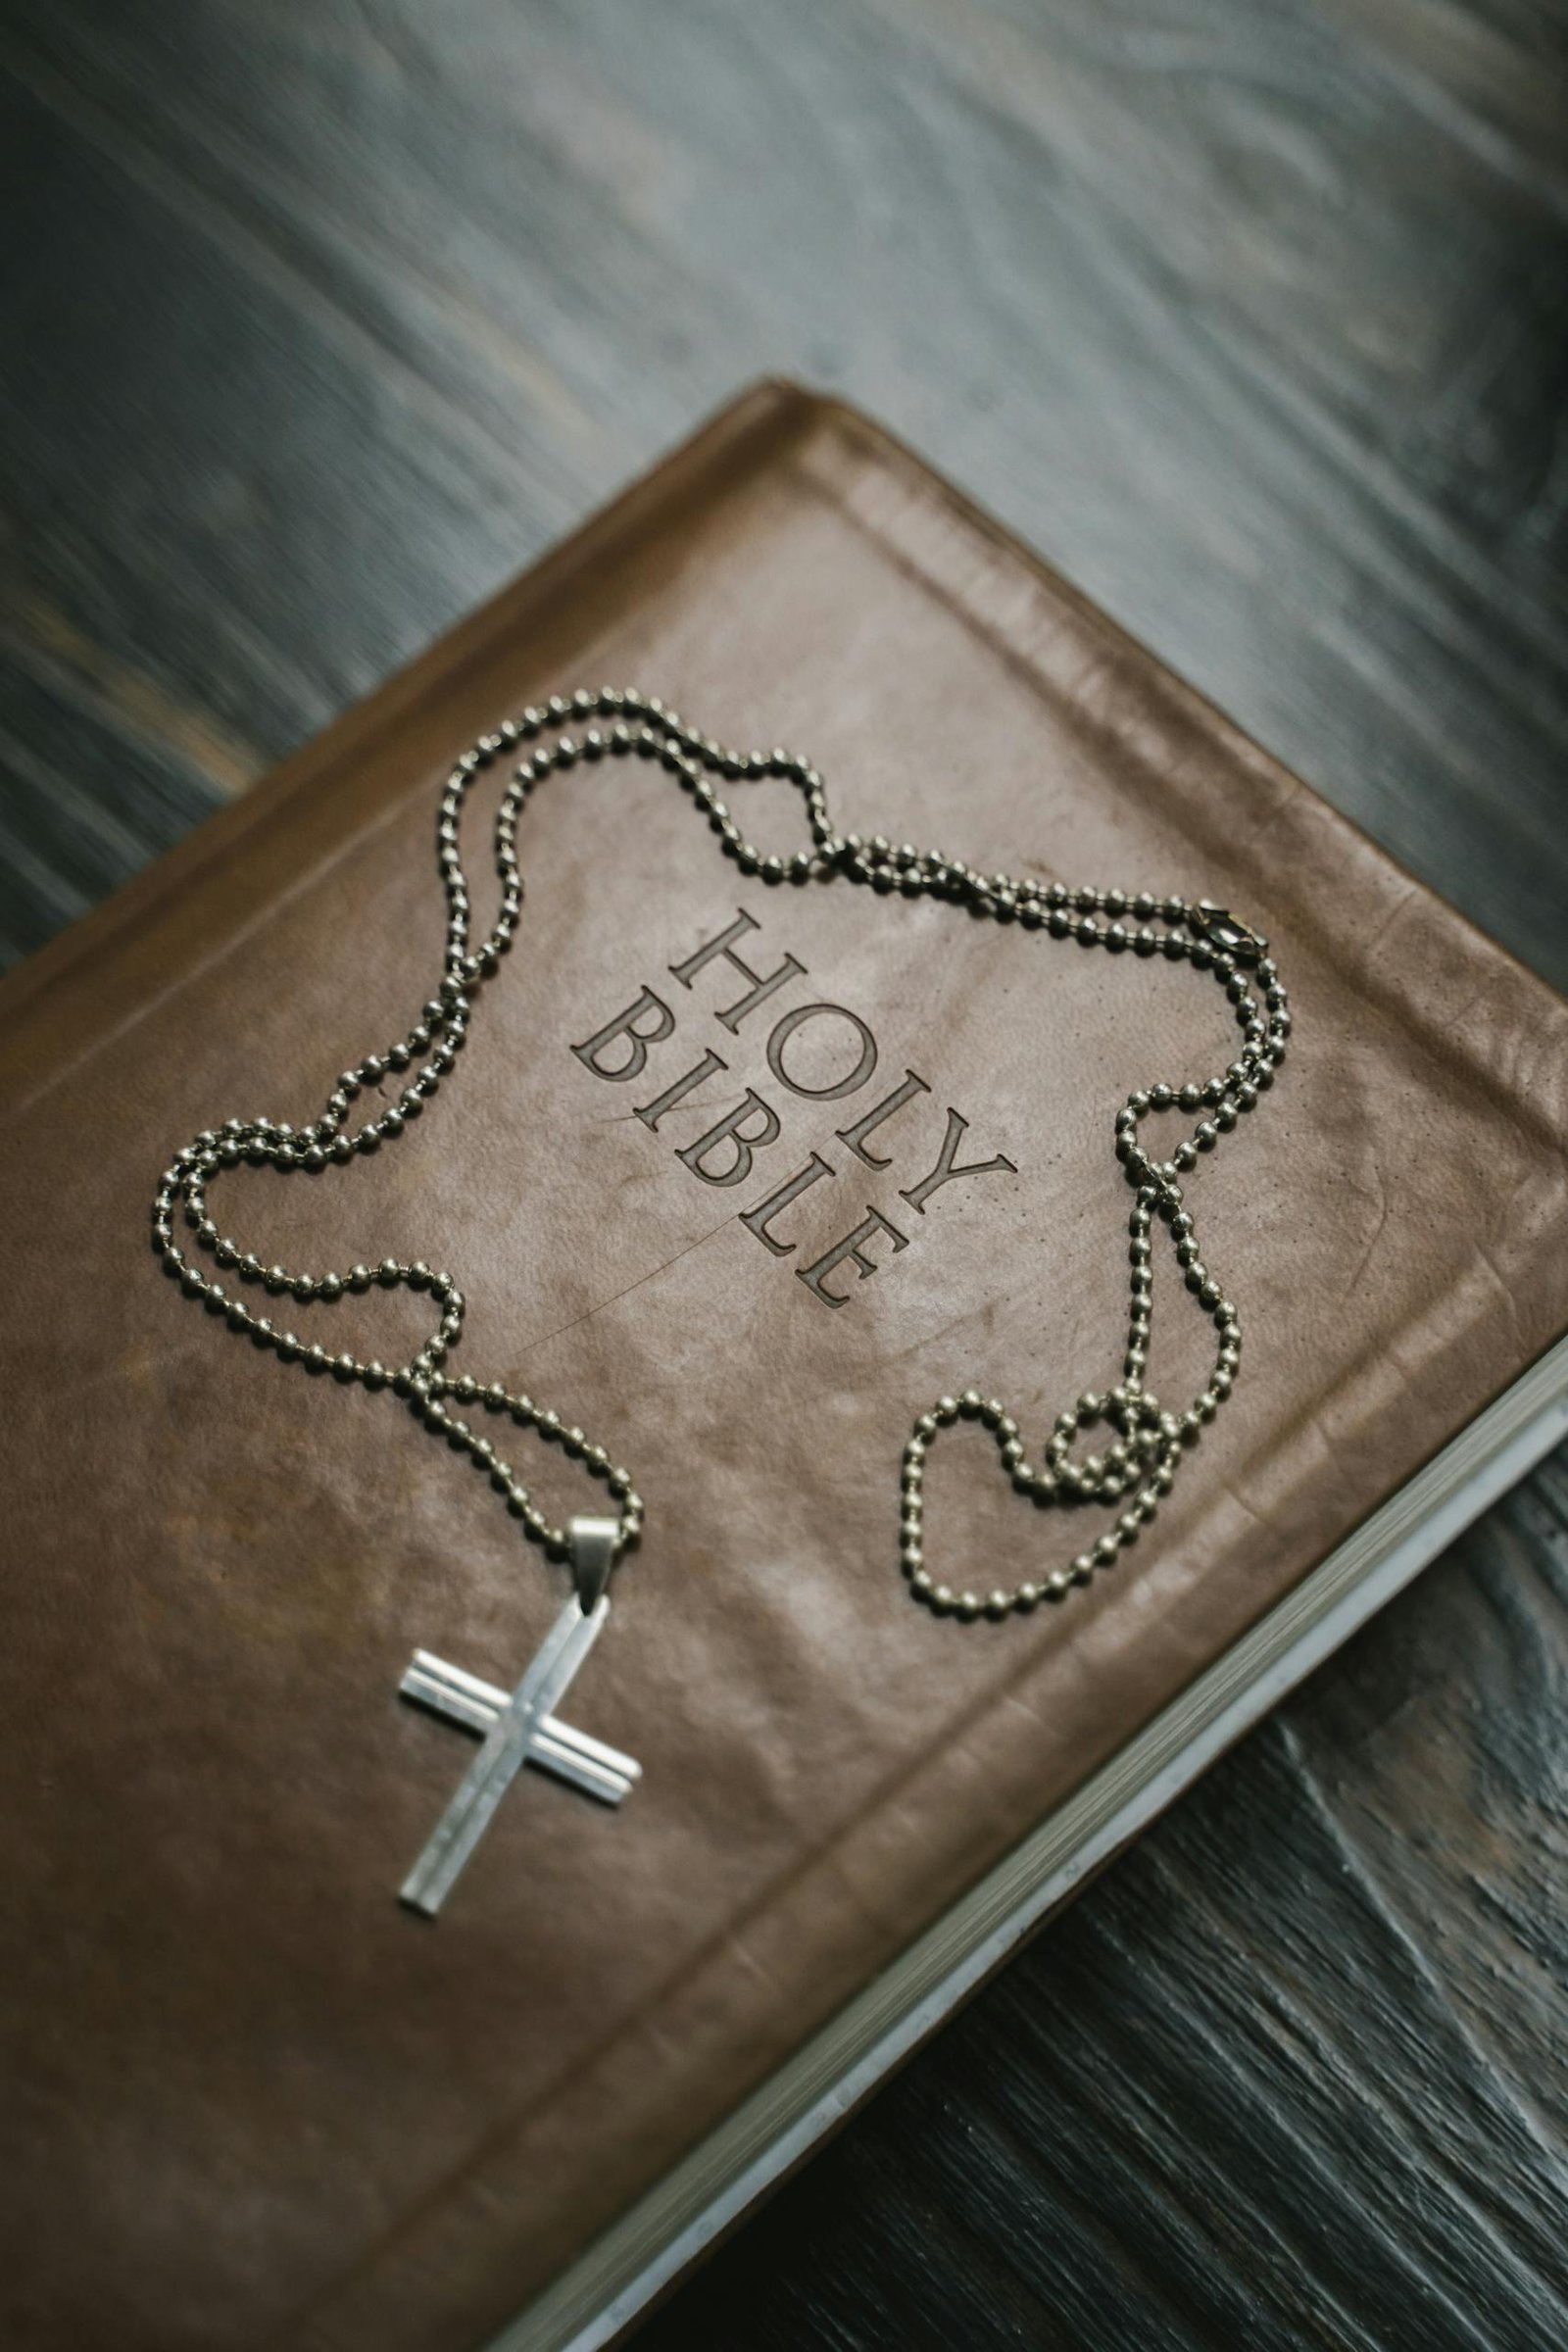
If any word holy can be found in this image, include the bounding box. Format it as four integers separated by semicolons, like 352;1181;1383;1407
571;909;1017;1307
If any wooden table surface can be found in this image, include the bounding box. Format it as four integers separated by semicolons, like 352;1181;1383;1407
3;4;1565;2345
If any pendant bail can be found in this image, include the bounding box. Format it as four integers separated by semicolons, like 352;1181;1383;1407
567;1514;620;1612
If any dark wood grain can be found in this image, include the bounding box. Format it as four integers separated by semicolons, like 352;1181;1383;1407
2;3;1565;2345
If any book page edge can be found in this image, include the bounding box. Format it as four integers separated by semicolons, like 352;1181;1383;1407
491;1330;1568;2352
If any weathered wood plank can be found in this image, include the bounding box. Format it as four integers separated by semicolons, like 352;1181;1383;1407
1;1;1565;2343
3;1;1567;975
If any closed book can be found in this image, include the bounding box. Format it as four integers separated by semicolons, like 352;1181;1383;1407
2;382;1565;2352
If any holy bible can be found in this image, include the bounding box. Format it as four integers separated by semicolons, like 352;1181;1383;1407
2;384;1566;2352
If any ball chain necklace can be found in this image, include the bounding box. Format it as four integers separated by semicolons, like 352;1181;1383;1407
149;686;1290;1913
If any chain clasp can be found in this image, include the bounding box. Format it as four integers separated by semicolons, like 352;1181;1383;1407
1191;902;1266;964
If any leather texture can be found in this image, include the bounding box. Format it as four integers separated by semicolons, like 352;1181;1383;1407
2;383;1565;2352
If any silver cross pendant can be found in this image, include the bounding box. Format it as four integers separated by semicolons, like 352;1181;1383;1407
398;1516;639;1917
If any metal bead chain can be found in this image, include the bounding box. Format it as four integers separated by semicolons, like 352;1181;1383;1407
149;686;1289;1616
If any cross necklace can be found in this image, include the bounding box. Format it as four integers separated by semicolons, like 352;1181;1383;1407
148;688;1289;1914
398;1517;638;1917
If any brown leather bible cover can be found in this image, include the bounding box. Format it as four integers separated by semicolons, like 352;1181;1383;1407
3;384;1565;2351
